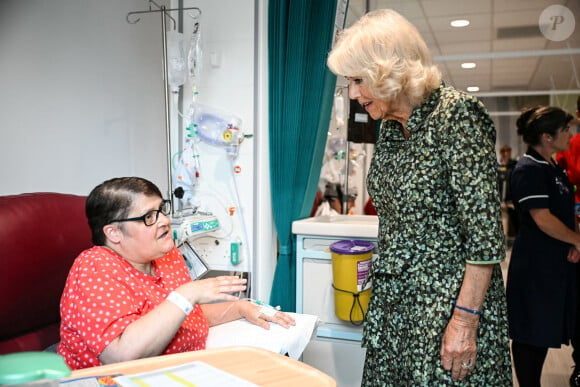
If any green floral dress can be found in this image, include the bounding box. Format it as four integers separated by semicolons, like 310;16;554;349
362;84;512;386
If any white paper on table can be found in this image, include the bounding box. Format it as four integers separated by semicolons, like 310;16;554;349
205;313;319;359
114;361;257;387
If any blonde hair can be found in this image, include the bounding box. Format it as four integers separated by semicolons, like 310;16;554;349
327;9;441;107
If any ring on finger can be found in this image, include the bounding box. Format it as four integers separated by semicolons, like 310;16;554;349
461;360;473;369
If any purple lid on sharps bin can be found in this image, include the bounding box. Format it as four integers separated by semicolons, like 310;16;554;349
330;240;375;254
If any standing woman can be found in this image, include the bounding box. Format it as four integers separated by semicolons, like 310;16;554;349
327;9;512;385
507;106;579;386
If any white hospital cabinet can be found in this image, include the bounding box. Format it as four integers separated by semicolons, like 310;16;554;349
293;215;379;387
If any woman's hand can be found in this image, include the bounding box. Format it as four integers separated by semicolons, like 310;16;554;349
237;300;296;330
176;276;247;305
568;246;580;263
100;276;246;364
530;209;580;251
440;313;479;381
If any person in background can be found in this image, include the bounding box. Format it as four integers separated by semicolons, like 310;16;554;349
557;97;580;386
507;106;579;387
57;177;295;370
327;9;511;385
497;144;518;244
556;97;580;206
363;198;377;216
344;185;358;215
313;182;342;216
309;189;324;217
313;182;357;216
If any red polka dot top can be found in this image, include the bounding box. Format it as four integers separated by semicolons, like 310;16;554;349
57;246;209;370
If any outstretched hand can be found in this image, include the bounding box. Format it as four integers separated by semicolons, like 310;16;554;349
177;276;247;305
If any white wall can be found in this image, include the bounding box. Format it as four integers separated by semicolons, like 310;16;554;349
0;0;275;300
0;0;169;195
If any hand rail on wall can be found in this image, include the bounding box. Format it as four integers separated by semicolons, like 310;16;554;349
126;2;201;215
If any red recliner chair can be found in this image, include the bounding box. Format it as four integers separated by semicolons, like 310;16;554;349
0;193;92;354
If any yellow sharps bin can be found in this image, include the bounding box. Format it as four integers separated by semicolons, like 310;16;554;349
329;239;374;324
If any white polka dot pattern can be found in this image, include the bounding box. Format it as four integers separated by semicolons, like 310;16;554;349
57;246;209;370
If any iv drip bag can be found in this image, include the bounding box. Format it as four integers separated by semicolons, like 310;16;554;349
334;93;345;127
167;30;187;92
190;103;244;158
188;17;202;82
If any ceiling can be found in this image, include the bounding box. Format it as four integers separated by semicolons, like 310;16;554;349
344;0;580;98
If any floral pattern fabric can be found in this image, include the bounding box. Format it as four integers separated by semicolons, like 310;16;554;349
362;84;512;386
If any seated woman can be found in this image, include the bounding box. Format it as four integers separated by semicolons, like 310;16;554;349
57;177;295;370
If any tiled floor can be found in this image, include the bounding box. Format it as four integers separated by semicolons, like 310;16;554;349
502;248;575;387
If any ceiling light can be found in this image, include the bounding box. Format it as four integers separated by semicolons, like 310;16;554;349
461;62;477;69
450;19;470;28
467;86;480;92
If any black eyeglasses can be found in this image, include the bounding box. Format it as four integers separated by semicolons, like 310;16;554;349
110;199;171;226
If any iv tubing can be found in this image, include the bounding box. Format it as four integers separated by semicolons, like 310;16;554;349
229;157;253;296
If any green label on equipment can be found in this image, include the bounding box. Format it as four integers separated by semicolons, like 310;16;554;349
230;242;240;265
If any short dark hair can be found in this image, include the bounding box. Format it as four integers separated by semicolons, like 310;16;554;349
516;106;574;146
86;177;163;245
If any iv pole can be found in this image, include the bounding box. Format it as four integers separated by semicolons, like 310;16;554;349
126;3;202;216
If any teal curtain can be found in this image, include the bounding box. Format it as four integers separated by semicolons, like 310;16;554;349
268;0;337;311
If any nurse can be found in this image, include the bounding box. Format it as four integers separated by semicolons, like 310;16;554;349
507;106;579;386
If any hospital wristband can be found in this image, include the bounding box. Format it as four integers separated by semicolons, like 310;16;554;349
167;291;193;316
453;303;483;316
